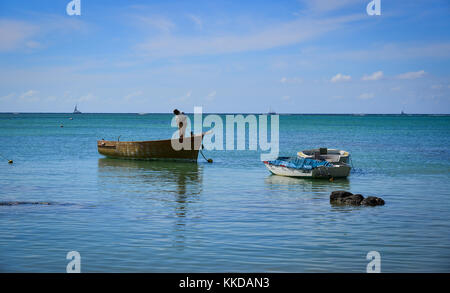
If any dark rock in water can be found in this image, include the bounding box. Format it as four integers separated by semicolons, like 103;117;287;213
0;201;52;206
330;190;353;201
330;191;385;206
330;191;364;205
361;196;385;206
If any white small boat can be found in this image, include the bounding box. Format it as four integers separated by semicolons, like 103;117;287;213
263;148;351;179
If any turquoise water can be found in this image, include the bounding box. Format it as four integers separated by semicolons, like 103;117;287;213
0;113;449;272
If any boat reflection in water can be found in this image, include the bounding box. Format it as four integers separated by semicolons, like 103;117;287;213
264;174;350;197
264;175;363;213
97;158;204;249
97;158;203;216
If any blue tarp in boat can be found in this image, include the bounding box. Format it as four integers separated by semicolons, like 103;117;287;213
266;157;332;170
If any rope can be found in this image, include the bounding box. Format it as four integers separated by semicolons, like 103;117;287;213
200;149;213;163
0;153;13;164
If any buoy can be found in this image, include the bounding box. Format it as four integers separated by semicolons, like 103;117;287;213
60;124;64;127
207;159;213;163
8;160;13;164
329;177;334;182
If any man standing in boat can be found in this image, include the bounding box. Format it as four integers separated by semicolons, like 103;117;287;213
173;109;187;142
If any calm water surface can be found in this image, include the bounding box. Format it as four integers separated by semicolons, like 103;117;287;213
0;113;449;272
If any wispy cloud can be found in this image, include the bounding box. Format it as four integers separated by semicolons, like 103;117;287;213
331;73;351;83
19;90;39;102
396;70;426;80
133;15;176;33
300;0;361;14
431;84;443;90
358;92;375;100
186;14;203;29
137;14;362;57
171;90;192;104
362;71;384;81
0;92;16;101
124;90;143;101
300;43;450;63
78;93;96;102
0;20;39;52
280;77;303;84
205;90;216;101
0;15;89;53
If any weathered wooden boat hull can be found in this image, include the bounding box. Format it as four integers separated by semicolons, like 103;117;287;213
97;135;203;161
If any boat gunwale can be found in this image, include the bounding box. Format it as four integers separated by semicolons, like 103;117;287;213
97;134;204;144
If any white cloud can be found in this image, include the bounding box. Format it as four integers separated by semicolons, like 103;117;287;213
0;16;89;52
134;16;175;33
19;90;39;102
362;71;384;81
171;90;192;103
331;73;351;83
396;70;426;80
0;20;39;52
280;77;303;83
301;0;361;14
137;14;363;57
20;90;37;98
186;14;203;29
124;90;143;101
358;92;375;100
78;93;96;102
0;93;16;101
205;91;216;101
303;43;450;63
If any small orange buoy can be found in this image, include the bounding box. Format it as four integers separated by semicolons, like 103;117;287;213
329;177;334;182
8;160;13;164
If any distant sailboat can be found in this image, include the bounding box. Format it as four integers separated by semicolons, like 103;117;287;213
268;107;276;115
73;104;82;114
401;110;405;115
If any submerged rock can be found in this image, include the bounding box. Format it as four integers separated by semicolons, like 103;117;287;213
361;196;385;206
330;191;384;206
0;201;52;206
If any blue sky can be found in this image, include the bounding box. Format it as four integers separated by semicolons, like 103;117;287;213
0;0;449;113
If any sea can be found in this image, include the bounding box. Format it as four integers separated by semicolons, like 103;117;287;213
0;113;449;272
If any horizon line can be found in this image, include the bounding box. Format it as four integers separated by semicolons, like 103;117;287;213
1;112;449;115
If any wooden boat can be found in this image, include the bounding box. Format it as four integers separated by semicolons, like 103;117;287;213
97;134;205;161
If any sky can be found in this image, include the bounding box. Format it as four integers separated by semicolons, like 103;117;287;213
0;0;449;113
